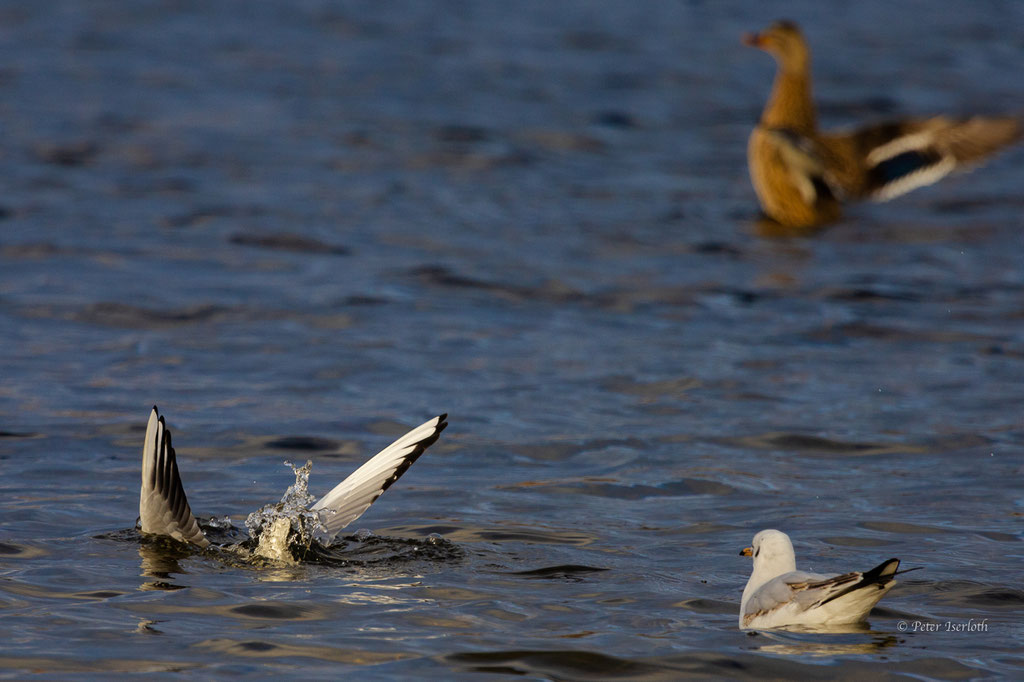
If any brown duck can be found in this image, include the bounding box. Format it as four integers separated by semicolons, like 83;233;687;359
744;20;1021;230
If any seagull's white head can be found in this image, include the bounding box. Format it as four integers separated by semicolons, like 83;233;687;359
740;529;798;609
743;529;797;573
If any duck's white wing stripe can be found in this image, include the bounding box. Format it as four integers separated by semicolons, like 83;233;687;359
312;414;447;538
139;407;210;547
870;157;956;201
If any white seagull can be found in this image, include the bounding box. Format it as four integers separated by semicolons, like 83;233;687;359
739;529;910;630
138;406;447;551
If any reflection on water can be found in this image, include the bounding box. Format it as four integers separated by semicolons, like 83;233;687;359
746;627;902;657
137;544;188;592
134;619;163;635
195;639;415;666
334;582;432;609
0;542;48;560
384;523;600;547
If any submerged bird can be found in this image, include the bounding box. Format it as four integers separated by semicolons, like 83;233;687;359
138;406;447;553
744;20;1022;229
739;529;912;629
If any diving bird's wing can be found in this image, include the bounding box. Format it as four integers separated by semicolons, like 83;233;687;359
311;414;448;539
139;407;210;548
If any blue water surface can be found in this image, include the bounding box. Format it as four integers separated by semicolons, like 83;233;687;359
1;0;1022;678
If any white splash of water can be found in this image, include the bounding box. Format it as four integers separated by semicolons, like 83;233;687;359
244;460;331;562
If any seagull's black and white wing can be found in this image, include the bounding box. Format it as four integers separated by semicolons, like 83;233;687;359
311;414;447;539
139;407;209;547
743;559;901;627
809;557;901;608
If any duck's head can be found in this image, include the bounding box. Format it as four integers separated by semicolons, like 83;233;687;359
743;20;810;72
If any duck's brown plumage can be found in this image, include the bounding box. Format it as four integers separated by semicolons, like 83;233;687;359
745;21;1022;229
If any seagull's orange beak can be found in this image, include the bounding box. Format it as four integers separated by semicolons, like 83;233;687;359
740;546;753;557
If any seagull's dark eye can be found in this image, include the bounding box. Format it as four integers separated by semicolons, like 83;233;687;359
754;547;760;558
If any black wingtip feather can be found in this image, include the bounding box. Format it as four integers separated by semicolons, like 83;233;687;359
894;565;924;578
862;557;900;582
818;558;902;607
376;417;447;495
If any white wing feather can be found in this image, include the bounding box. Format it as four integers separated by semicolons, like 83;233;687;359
311;415;447;538
139;407;209;547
